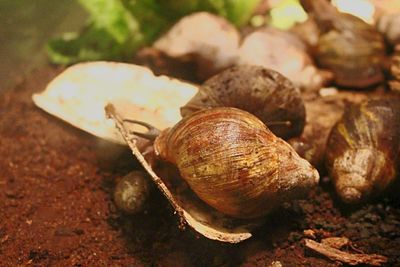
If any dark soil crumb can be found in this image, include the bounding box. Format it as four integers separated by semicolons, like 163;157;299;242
0;66;399;266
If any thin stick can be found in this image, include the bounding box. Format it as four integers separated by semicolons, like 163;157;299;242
105;104;184;219
321;237;350;250
304;239;387;266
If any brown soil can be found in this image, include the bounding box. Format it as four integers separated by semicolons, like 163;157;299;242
1;66;400;267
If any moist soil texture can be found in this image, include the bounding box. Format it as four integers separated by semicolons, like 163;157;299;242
0;66;400;266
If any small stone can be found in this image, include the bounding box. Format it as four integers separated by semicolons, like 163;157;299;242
269;261;283;267
288;232;302;242
319;87;338;97
359;228;371;239
364;213;381;223
301;203;315;214
54;227;84;236
5;190;19;199
29;249;50;262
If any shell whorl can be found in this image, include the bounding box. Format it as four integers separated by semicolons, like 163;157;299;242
155;107;319;218
326;99;400;203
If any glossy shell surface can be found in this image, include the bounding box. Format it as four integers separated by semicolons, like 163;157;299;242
155;107;319;218
326;99;400;203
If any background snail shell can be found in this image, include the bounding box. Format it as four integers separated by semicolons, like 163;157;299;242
300;0;386;88
180;65;306;139
288;90;373;168
154;107;319;219
326;99;400;204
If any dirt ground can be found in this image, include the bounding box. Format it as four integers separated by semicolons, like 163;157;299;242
1;66;400;266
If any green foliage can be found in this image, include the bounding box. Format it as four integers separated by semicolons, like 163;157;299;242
47;0;260;64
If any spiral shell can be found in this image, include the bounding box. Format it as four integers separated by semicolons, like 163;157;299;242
154;107;319;219
301;0;386;88
113;171;151;214
316;26;385;88
326;99;400;203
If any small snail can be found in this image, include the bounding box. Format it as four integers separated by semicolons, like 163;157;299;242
134;107;319;219
181;65;306;139
300;0;386;88
326;99;400;204
113;171;152;214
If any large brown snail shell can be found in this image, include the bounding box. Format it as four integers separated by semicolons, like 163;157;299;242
325;99;400;204
106;104;319;242
180;65;306;139
154;107;319;219
301;0;386;88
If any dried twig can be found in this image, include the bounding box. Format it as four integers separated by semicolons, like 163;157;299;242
303;229;317;239
304;238;388;266
303;228;332;239
321;237;350;250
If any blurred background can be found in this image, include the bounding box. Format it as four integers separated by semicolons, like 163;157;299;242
0;1;86;90
1;0;399;90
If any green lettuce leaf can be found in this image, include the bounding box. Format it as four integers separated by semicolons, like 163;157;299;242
47;0;260;64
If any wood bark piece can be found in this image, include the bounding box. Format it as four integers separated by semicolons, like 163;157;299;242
304;238;388;266
321;237;349;249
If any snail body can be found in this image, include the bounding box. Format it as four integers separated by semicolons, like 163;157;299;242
326;99;400;203
154;107;319;219
181;65;306;139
